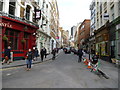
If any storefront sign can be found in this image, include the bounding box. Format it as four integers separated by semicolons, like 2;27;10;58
35;9;41;20
104;13;109;20
0;22;12;28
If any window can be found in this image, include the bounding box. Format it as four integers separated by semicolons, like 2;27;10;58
25;5;31;20
104;2;107;10
24;32;29;50
0;0;3;11
111;5;114;20
9;1;16;15
100;15;102;25
5;29;19;50
46;4;48;8
81;25;84;30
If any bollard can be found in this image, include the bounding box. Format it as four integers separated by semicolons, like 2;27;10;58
10;52;13;62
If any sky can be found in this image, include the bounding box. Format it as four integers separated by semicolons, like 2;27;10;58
57;0;92;31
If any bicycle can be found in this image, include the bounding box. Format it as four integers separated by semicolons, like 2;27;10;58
90;60;109;79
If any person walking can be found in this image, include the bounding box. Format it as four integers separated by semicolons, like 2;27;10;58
43;47;47;58
34;47;39;61
77;48;83;63
82;50;86;60
40;48;44;62
26;49;33;71
2;46;11;64
52;48;56;60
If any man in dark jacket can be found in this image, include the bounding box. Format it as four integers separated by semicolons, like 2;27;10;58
26;49;33;71
33;47;39;61
78;48;83;63
2;46;11;64
40;48;44;62
43;47;47;58
52;48;56;60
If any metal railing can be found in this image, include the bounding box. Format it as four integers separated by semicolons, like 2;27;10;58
0;11;39;27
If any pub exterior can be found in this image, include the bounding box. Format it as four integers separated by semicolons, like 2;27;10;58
1;12;39;60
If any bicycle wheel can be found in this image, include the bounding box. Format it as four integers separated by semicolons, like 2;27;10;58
98;69;109;79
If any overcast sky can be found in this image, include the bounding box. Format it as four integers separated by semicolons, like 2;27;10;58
57;0;92;31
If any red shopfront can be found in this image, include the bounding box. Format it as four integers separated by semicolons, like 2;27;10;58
1;16;38;60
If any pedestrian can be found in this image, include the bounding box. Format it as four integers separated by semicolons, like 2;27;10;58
52;48;56;60
77;48;83;63
26;49;33;71
40;48;44;62
2;46;11;64
43;47;47;58
82;49;86;60
34;47;39;61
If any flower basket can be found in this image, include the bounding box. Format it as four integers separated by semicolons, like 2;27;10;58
2;35;8;41
21;38;26;43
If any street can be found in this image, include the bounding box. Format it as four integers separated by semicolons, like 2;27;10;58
2;51;118;88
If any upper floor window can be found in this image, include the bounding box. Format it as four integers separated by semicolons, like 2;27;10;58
0;0;3;11
81;25;84;30
9;1;16;15
25;5;31;20
111;5;114;20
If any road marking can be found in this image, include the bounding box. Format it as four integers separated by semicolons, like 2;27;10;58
0;67;19;71
6;73;12;76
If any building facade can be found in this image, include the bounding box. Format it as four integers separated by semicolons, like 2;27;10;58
90;0;120;61
49;0;59;51
77;19;90;50
36;0;51;54
1;0;39;60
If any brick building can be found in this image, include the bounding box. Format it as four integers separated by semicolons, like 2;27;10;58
77;19;90;51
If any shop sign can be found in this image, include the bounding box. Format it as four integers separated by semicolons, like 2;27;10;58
0;22;12;28
104;13;109;20
35;9;41;20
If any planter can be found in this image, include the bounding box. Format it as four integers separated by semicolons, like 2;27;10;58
2;35;8;41
21;38;26;43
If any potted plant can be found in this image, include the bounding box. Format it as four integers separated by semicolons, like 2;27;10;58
2;35;8;41
21;38;26;43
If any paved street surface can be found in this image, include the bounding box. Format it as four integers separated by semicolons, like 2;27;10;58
2;51;118;88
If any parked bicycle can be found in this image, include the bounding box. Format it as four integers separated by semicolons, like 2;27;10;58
90;60;109;79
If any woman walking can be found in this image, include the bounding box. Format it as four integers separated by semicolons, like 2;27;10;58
26;49;33;71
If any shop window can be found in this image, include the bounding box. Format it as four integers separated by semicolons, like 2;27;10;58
24;32;29;50
9;1;16;15
0;0;3;11
25;5;31;20
5;29;19;50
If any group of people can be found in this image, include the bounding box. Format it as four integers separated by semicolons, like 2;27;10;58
26;47;48;71
2;45;60;71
